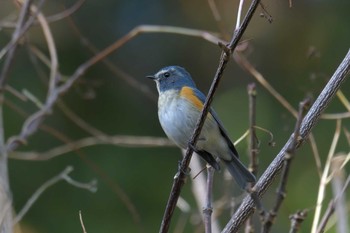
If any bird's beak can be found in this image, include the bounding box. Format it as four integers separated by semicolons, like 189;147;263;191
146;75;156;80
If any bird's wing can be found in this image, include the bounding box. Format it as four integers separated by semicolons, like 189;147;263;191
191;88;239;158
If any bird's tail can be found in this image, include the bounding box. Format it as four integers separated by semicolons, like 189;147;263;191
223;157;256;190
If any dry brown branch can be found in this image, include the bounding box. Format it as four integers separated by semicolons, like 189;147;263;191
222;49;350;233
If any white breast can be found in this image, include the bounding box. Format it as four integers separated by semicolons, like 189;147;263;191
157;90;229;158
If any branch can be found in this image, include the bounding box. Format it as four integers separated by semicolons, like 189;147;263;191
245;83;258;233
13;166;97;224
189;153;221;233
311;119;342;233
9;135;174;160
79;210;88;233
203;166;215;233
222;49;350;233
159;1;261;232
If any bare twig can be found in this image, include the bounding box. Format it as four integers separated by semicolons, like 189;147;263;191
245;83;258;233
79;210;87;233
189;152;221;233
261;98;310;233
308;134;322;178
0;1;34;232
203;166;215;233
222;49;350;233
14;166;97;223
9;135;174;160
289;210;308;233
321;112;350;119
159;1;261;232
311;119;342;233
248;83;259;177
259;2;273;23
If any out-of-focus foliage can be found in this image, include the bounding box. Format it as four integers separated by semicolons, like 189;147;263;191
0;0;349;232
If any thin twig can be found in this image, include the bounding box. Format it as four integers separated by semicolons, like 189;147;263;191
79;210;87;233
222;49;350;233
259;2;273;23
13;166;97;223
159;1;261;232
248;83;259;177
311;119;342;233
9;135;174;160
245;83;258;233
189;152;221;233
261;98;310;233
203;166;215;233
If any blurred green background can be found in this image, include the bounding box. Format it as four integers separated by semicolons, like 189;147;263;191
0;0;349;232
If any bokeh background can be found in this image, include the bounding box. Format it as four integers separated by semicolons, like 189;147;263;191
0;0;349;232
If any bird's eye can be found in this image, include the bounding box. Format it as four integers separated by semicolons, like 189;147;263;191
163;72;170;78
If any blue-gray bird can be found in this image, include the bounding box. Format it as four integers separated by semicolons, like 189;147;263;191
147;66;255;189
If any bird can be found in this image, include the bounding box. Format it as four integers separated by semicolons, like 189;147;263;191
147;66;255;189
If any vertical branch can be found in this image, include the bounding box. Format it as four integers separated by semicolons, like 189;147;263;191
0;1;33;233
189;153;221;233
311;119;342;233
248;83;259;177
203;166;215;233
245;83;258;233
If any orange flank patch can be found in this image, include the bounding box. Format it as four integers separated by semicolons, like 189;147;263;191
180;87;204;110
